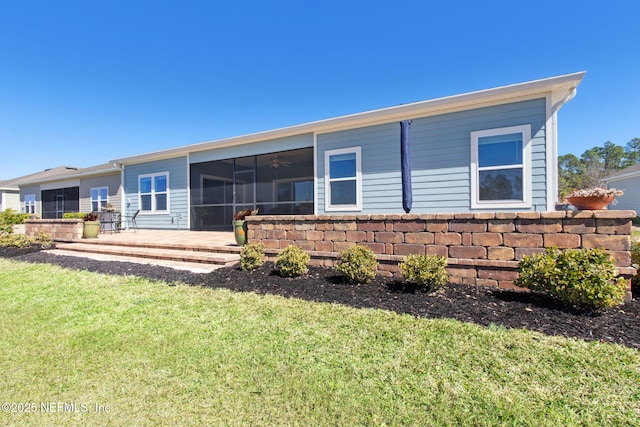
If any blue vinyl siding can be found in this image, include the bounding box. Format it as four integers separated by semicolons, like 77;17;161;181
189;133;313;164
123;156;188;229
317;98;547;214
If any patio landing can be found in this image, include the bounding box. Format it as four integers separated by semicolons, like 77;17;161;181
50;230;241;273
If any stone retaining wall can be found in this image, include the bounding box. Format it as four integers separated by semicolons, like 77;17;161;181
246;210;636;296
25;219;84;240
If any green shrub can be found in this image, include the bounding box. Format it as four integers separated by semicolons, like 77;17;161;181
63;212;85;219
335;245;378;284
0;233;35;248
0;209;31;233
631;241;640;296
35;232;54;249
514;247;627;310
0;209;30;225
275;245;310;278
399;254;448;291
240;242;265;271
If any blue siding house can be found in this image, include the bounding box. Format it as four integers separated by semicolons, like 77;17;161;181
111;72;585;230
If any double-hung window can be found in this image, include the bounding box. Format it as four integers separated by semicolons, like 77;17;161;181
325;147;361;211
90;187;108;212
139;172;169;213
23;194;36;214
470;125;531;209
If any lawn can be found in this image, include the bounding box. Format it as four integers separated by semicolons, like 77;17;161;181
0;258;638;426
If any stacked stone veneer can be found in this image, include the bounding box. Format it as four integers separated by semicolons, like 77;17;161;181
247;211;636;293
25;219;83;240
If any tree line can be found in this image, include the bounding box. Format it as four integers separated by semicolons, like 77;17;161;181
558;138;640;198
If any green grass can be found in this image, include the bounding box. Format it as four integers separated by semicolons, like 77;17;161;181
0;259;638;426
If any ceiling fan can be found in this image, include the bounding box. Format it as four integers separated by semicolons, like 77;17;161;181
270;154;291;168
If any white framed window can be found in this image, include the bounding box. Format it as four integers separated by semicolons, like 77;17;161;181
470;125;531;209
24;194;36;214
90;187;109;212
139;172;169;213
324;146;362;211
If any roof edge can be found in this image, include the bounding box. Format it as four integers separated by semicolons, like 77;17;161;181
112;72;586;165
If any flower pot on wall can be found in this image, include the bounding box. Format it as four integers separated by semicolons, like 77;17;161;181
233;220;247;246
83;221;100;238
567;195;615;210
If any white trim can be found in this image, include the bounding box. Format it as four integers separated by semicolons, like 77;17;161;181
604;170;640;183
186;154;191;229
324;146;362;212
90;186;109;212
313;133;318;215
138;171;170;214
470;125;532;209
545;95;556;210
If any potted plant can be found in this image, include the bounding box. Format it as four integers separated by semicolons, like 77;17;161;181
565;186;624;210
82;212;101;238
233;209;258;246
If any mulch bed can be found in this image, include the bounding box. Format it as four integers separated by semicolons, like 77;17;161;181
3;247;639;349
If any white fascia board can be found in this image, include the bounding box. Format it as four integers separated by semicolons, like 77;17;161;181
111;72;586;165
603;171;640;183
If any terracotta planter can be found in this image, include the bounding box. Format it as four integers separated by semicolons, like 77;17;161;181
83;221;101;238
567;195;615;210
233;220;247;246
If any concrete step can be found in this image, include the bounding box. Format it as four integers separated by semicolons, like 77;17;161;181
54;242;240;269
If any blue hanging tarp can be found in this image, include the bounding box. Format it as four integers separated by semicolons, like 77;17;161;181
400;120;413;213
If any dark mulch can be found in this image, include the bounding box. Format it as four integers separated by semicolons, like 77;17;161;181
3;248;640;349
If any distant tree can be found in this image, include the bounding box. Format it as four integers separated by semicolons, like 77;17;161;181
558;138;639;200
580;147;605;188
558;153;583;197
623;138;640;167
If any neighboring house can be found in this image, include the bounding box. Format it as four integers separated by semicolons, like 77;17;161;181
602;164;640;213
0;166;81;214
18;164;122;219
110;72;585;231
0;184;20;212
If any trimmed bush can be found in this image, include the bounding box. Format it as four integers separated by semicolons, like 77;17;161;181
63;212;86;219
335;245;378;285
35;232;54;249
0;209;31;234
514;247;627;310
631;241;640;297
240;242;265;271
0;233;35;248
399;254;448;291
275;245;310;278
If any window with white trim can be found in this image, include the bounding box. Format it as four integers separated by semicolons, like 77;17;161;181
325;147;361;211
90;187;108;212
471;125;531;209
139;172;169;213
23;194;36;214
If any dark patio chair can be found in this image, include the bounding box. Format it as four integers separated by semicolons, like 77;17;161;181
124;209;140;232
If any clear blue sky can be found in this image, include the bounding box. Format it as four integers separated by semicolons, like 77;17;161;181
1;0;638;180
